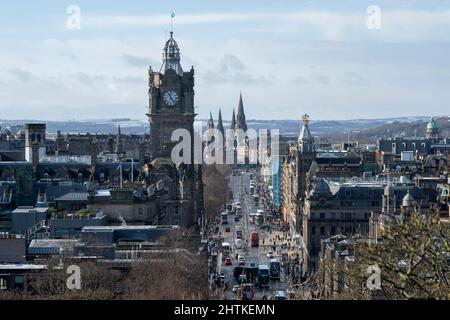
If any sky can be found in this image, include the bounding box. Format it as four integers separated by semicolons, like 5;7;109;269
0;0;450;121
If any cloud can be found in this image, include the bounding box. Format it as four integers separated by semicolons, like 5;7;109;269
59;52;78;62
202;54;271;86
123;54;154;68
292;69;331;86
8;68;34;82
83;10;450;43
293;76;308;84
84;13;268;29
342;72;370;86
218;54;246;72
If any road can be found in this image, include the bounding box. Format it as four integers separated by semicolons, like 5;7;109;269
218;169;288;300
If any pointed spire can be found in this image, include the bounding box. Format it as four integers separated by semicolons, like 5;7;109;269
217;109;224;135
207;112;215;130
115;125;123;154
230;109;236;130
236;92;247;131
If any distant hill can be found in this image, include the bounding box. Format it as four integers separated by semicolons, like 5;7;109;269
0;116;447;143
320;116;450;144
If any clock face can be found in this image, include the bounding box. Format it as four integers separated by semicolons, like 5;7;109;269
163;90;179;106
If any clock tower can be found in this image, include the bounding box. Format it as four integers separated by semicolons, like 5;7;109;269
147;31;195;160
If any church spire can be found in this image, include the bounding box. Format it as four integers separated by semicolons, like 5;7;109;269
115;125;123;154
207;112;215;130
230;109;236;130
216;109;224;135
236;92;247;131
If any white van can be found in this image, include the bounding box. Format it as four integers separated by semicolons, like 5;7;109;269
235;238;244;249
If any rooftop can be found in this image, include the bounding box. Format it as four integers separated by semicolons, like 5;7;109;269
12;207;49;214
82;225;180;232
0;264;47;270
55;192;89;202
29;239;79;248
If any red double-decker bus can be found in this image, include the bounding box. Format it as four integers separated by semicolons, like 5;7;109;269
250;232;259;247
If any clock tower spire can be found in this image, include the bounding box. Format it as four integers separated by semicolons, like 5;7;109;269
147;31;195;160
160;31;183;76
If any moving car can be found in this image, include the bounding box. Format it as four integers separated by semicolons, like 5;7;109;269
238;255;246;265
235;225;243;239
221;212;228;225
269;258;281;280
224;257;232;265
235;238;244;249
225;227;231;233
267;251;275;259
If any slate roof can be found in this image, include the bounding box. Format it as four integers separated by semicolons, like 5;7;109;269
55;192;89;202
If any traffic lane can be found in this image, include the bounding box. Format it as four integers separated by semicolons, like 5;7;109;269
226;171;271;299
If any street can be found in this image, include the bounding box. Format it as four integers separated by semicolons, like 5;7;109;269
209;169;305;300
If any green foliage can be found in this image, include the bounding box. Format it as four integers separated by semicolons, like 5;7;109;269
75;209;91;217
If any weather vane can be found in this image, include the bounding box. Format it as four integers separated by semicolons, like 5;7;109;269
170;12;176;33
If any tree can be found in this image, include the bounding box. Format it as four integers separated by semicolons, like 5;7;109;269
3;258;120;300
202;164;232;220
310;211;450;300
121;230;209;300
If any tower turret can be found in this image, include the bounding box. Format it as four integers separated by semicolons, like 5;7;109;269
298;114;314;154
426;117;439;139
160;31;183;76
